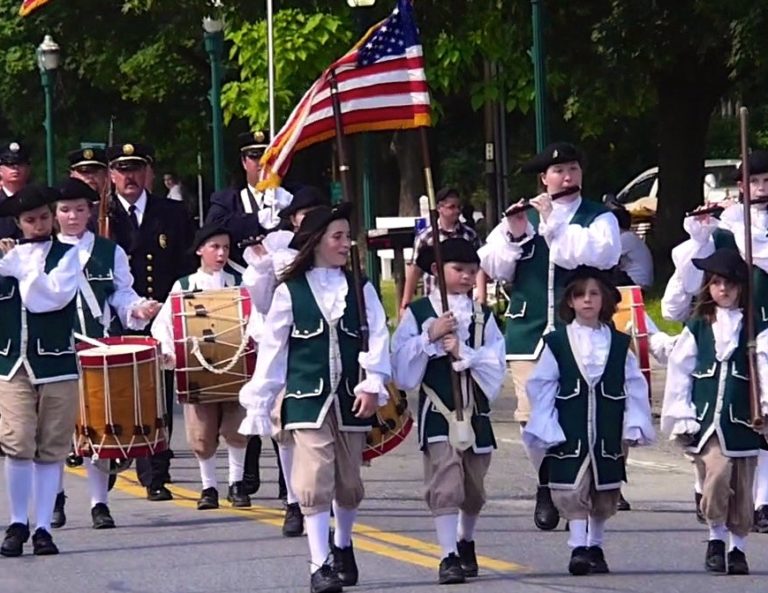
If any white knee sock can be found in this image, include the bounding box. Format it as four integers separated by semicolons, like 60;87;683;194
227;446;246;485
4;458;33;525
434;513;459;557
33;462;62;532
86;459;110;507
567;519;588;548
457;510;478;542
587;515;606;547
694;468;703;495
754;449;768;508
278;444;298;504
730;532;746;551
709;523;728;541
198;456;218;490
305;511;331;574
58;461;64;493
520;425;545;474
332;501;357;548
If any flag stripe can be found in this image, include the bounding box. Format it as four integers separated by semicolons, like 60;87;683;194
299;104;432;141
295;114;431;152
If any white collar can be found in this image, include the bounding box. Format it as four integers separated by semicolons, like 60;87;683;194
57;230;94;246
552;194;582;214
116;190;148;214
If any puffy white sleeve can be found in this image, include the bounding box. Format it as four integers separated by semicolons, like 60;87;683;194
540;210;620;270
660;327;700;437
241;246;277;315
108;244;149;331
452;314;506;403
522;345;567;450
354;282;391;406
622;350;656;445
390;307;442;392
729;222;768;275
643;313;679;364
477;221;529;282
239;282;293;436
756;328;768;417
150;280;182;360
660;235;714;321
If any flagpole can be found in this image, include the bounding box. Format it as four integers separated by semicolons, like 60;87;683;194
267;0;276;138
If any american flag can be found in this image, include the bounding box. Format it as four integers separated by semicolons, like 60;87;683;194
19;0;53;16
258;0;431;189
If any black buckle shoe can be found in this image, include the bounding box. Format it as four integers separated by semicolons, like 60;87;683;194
197;487;219;510
227;481;252;508
695;492;706;524
534;486;559;530
32;528;59;556
568;546;592;576
65;451;83;468
310;563;343;593
331;541;359;586
282;502;304;537
727;548;749;575
146;485;173;501
91;503;116;529
438;552;466;585
587;545;609;573
617;492;631;511
753;505;768;533
705;539;726;573
0;522;30;557
457;539;478;577
51;491;66;529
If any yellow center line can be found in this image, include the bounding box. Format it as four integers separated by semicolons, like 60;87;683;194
65;466;528;573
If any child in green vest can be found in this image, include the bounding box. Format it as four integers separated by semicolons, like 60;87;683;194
239;203;390;593
661;248;768;575
0;185;83;557
391;238;506;585
523;266;654;576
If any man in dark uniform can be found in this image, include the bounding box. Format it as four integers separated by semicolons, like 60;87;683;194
0;141;32;239
106;142;196;501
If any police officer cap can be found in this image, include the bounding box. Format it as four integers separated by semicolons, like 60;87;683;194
68;147;107;169
736;149;768;179
106;143;153;168
239;131;269;157
279;185;328;219
0;184;60;217
288;202;353;250
416;237;480;275
58;177;100;203
692;248;749;284
562;265;622;303
520;142;583;174
0;141;31;166
192;223;231;252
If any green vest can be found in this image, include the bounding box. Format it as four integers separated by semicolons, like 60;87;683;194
502;199;609;358
713;228;768;323
685;316;762;456
543;326;630;490
0;240;79;384
77;236;118;338
409;297;496;453
281;272;369;431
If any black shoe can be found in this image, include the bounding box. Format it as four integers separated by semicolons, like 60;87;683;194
32;528;59;556
695;492;706;524
310;564;343;593
587;545;610;573
331;541;359;586
227;482;252;508
438;552;466;585
0;523;29;557
197;487;219;510
243;438;262;495
753;505;768;533
91;503;116;529
282;502;304;537
534;486;559;530
727;548;749;575
64;451;83;468
243;473;260;496
705;539;726;573
457;539;478;577
568;546;592;576
51;491;66;529
617;492;631;511
146;485;173;501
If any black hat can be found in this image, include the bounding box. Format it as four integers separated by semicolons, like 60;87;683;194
279;185;327;219
416;237;480;275
692;248;749;284
239;131;269;157
68;147;107;169
435;186;459;204
289;202;353;250
58;177;100;203
736;149;768;179
562;265;621;303
0;184;60;217
106;143;152;168
520;142;583;174
191;223;231;253
0;141;31;166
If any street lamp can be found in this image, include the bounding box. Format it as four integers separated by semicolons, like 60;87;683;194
347;0;379;288
531;0;549;151
203;15;225;192
37;34;60;186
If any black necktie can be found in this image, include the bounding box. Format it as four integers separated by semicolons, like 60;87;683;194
128;204;140;231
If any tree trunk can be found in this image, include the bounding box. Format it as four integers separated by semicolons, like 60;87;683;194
391;129;425;216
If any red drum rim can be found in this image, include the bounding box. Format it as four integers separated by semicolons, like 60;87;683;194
77;335;159;366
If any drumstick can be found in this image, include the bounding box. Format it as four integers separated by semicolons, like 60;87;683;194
74;332;108;349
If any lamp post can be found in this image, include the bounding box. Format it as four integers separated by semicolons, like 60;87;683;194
37;35;60;186
203;16;225;192
347;0;379;288
531;0;549;151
